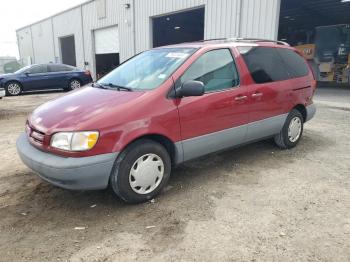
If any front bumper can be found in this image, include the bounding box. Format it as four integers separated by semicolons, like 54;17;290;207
0;88;5;98
16;133;118;190
306;104;316;122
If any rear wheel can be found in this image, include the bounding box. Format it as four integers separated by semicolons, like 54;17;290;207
5;82;22;96
110;139;171;204
274;109;304;149
67;79;81;91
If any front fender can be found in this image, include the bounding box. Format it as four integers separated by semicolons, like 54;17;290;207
111;118;178;153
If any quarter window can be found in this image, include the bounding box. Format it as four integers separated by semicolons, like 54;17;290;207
276;48;309;78
239;47;289;83
181;49;239;92
48;64;74;72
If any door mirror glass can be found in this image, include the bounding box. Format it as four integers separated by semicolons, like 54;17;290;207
178;80;204;97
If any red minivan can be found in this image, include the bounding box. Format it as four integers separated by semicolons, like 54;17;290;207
17;39;316;203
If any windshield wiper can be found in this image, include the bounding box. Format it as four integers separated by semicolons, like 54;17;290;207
93;82;133;91
106;83;133;92
92;82;110;89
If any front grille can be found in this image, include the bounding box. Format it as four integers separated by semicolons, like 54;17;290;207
26;123;45;146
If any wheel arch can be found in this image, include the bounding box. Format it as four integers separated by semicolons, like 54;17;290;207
118;133;179;166
5;79;23;88
293;104;307;122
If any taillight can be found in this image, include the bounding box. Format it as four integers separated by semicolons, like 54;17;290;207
84;70;91;76
311;80;317;89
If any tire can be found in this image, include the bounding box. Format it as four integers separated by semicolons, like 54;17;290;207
274;109;304;149
66;79;81;91
110;139;171;204
5;81;22;96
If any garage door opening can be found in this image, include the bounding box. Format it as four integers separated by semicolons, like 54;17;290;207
60;35;76;66
94;26;120;79
278;0;350;87
152;7;205;48
95;53;120;79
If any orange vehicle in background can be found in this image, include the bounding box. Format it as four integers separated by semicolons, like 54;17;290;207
294;24;350;86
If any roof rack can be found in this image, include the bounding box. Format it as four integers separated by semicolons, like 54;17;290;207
183;38;290;46
229;38;290;46
194;37;290;46
197;38;228;42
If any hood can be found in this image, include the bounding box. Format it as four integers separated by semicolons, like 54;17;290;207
29;86;147;134
0;73;15;79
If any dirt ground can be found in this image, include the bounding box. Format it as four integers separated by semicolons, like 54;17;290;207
0;88;349;262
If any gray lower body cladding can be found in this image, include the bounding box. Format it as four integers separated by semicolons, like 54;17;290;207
305;103;316;122
178;104;316;162
180;113;288;162
16;133;118;190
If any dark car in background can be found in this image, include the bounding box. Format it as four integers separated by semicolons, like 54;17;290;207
0;64;93;96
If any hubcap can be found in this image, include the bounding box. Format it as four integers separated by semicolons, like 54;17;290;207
288;116;302;143
129;154;164;195
7;83;21;95
70;80;81;89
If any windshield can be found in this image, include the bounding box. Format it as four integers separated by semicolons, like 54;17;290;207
97;48;196;90
15;65;31;74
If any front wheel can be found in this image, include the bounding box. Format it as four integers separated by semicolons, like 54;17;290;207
274;109;304;149
110;139;171;204
5;82;22;96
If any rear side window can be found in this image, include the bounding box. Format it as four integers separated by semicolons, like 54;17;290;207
48;64;74;72
239;47;289;83
181;49;239;92
276;48;309;78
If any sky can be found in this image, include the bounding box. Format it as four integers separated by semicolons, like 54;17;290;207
0;0;87;58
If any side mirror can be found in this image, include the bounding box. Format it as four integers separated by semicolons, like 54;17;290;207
178;80;205;98
25;72;30;76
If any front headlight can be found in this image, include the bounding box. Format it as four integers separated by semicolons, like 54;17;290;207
51;131;99;151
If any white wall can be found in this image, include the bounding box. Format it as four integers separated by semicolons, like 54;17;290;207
134;0;281;53
81;0;134;77
240;0;281;39
31;19;55;64
17;0;281;78
17;27;34;65
52;7;84;67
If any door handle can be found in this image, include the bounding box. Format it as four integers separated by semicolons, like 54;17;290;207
234;95;248;101
252;92;263;98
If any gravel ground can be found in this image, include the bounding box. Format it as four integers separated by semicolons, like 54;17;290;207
0;88;349;262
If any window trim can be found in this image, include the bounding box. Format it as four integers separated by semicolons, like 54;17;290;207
176;47;241;95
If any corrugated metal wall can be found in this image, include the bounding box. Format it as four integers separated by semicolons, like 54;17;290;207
81;0;135;78
52;7;85;67
17;0;281;78
17;28;34;65
31;20;55;64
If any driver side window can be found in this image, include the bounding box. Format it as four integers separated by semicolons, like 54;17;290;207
180;49;239;93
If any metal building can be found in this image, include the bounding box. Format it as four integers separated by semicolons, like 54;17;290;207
17;0;281;79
